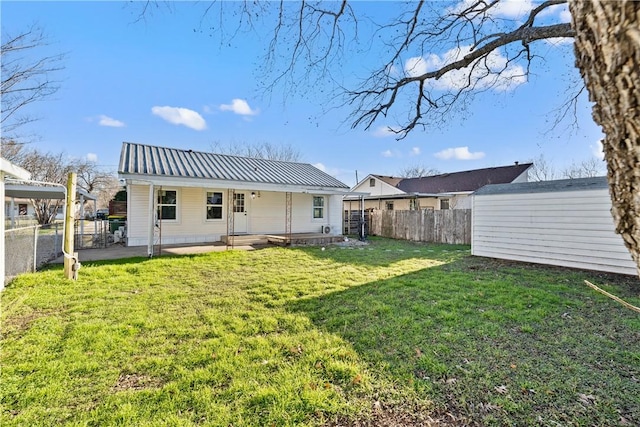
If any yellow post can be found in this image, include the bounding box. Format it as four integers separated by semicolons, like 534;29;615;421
63;172;77;280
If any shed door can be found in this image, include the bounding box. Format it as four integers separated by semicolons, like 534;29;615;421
233;193;247;233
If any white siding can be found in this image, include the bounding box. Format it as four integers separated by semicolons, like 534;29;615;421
351;176;404;196
126;185;343;246
472;188;637;276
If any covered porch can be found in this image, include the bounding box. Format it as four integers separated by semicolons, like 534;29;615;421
221;232;346;247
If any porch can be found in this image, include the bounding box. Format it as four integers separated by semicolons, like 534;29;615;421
221;233;345;246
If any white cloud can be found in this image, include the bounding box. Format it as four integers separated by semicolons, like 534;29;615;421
382;150;394;158
434;146;485;160
537;2;572;23
313;163;356;186
98;115;125;127
410;147;421;156
86;153;98;162
451;0;534;20
405;45;527;92
313;162;326;172
591;140;604;160
491;0;535;19
151;106;207;131
372;126;400;138
219;98;258;116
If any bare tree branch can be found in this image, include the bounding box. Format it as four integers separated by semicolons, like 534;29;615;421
1;26;65;139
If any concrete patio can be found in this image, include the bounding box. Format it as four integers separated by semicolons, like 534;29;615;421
52;241;267;263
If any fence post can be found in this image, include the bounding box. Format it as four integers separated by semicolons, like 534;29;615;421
63;172;77;280
54;223;59;257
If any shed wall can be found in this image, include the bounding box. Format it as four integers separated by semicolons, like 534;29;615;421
472;188;637;275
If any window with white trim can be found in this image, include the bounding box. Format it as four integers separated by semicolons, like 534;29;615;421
312;196;325;219
385;201;394;211
440;199;450;210
157;189;177;221
206;191;223;220
369;178;376;187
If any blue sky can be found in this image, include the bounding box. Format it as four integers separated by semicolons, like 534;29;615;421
2;1;605;187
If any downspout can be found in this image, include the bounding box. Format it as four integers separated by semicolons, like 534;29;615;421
147;183;155;258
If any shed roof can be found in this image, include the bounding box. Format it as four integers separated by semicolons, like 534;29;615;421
397;163;533;194
473;176;608;196
5;183;97;200
119;142;349;189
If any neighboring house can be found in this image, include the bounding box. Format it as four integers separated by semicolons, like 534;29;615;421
472;177;637;276
344;162;532;212
118;142;351;251
4;186;97;224
4;197;35;218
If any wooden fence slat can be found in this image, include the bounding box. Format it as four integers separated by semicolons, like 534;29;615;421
369;209;471;244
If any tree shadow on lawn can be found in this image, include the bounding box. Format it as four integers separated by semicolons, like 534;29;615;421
288;257;640;426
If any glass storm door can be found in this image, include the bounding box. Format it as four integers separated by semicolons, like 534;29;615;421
233;193;247;233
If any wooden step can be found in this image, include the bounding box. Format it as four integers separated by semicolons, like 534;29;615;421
221;235;269;245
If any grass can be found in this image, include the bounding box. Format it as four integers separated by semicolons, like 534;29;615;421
1;237;639;426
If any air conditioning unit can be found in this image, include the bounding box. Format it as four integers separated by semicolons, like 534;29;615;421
321;225;332;234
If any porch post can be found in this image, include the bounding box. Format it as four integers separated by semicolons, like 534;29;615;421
226;189;235;249
147;183;154;257
285;192;292;242
360;195;365;240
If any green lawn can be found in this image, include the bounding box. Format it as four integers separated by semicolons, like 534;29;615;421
2;238;639;426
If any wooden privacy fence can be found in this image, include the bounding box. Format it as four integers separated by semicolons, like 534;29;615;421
369;209;471;244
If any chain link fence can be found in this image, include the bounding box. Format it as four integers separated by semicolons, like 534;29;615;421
5;223;63;282
5;219;125;283
75;219;111;249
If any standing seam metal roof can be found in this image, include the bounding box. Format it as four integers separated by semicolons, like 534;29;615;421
118;142;349;188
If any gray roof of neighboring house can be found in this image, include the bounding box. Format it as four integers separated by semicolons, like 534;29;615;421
118;142;349;189
394;163;533;194
474;176;608;196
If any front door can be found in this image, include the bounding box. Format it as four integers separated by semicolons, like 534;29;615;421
233;192;248;233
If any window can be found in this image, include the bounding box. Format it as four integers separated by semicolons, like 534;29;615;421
18;204;28;215
385;201;394;211
312;196;324;219
206;191;223;220
369;178;376;187
409;198;420;210
440;199;450;210
233;193;245;213
157;189;177;220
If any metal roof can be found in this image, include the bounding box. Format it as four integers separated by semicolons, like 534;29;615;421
397;163;533;193
119;142;349;189
473;176;609;196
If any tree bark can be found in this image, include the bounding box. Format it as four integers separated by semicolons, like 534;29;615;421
570;0;640;276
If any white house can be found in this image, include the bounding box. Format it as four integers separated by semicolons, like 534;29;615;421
472;177;638;276
345;163;532;212
118;142;351;254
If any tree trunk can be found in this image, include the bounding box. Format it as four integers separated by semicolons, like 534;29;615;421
570;0;640;276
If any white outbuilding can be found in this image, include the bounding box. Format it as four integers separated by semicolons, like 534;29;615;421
472;177;637;276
